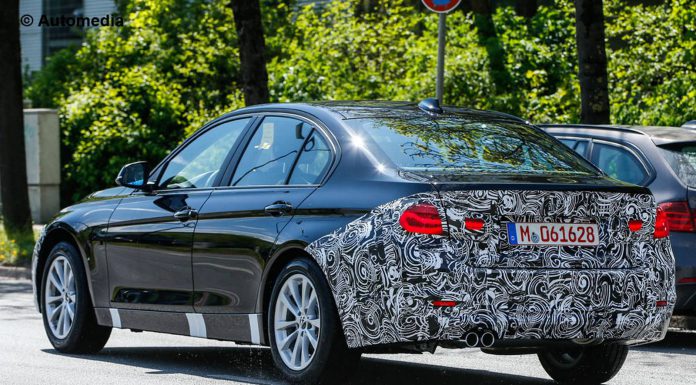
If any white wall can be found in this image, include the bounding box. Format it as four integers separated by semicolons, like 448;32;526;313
83;0;116;20
19;0;43;74
19;0;116;75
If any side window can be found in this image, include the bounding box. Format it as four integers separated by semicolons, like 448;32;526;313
232;116;313;186
591;142;649;185
573;140;589;158
289;131;332;185
158;118;250;189
558;138;589;158
559;139;576;148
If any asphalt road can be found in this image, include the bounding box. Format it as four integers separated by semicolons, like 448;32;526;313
2;278;695;385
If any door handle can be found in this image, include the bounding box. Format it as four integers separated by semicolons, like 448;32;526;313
173;207;198;222
264;201;292;217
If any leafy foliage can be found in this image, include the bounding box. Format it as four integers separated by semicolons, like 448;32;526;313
605;0;696;126
0;224;37;265
25;0;696;203
28;0;244;202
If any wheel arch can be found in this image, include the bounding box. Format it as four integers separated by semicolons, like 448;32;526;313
34;224;90;313
258;242;329;344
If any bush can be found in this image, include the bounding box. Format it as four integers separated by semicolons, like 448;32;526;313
606;0;696;126
0;226;35;266
28;0;245;203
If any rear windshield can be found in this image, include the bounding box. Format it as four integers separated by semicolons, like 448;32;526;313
347;117;600;176
659;143;696;187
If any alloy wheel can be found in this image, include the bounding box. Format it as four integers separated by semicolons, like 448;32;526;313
45;256;77;339
273;273;321;371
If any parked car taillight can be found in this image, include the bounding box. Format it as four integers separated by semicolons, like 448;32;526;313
399;203;444;235
654;206;670;238
658;201;695;232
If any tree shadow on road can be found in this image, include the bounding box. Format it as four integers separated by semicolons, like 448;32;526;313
0;280;32;296
42;345;553;385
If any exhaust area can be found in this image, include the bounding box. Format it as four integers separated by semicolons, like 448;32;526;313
463;329;497;348
464;331;479;347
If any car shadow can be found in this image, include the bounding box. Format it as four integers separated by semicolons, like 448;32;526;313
42;346;552;385
633;330;696;356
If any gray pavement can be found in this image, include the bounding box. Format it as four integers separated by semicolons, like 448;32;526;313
1;278;695;385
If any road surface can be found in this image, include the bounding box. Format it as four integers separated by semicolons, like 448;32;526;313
1;278;694;385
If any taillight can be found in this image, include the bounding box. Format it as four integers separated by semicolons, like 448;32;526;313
654;206;669;238
399;203;444;235
678;277;696;284
658;201;695;232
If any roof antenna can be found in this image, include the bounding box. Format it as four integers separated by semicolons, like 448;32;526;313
418;98;443;115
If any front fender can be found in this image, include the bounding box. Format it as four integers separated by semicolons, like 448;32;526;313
32;221;91;313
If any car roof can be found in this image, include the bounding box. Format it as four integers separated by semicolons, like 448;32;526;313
539;123;696;146
225;101;527;124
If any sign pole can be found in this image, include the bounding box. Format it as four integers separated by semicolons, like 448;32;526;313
436;12;446;104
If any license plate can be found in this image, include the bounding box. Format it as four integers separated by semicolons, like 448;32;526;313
507;222;599;246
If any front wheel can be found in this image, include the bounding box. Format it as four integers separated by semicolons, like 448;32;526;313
538;344;629;384
41;242;111;353
268;258;360;384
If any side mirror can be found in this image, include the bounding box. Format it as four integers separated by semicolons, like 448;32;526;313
116;161;151;190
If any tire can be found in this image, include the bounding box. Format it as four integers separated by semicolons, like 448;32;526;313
268;258;360;384
41;241;111;353
538;344;629;384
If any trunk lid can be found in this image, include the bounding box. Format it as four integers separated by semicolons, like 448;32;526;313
434;179;655;270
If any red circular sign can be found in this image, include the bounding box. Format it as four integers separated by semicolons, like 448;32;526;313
422;0;462;13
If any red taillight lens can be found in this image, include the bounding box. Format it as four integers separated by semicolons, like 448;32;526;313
464;218;485;231
399;203;444;235
628;219;643;232
658;201;695;232
678;277;696;284
656;300;669;307
654;206;670;238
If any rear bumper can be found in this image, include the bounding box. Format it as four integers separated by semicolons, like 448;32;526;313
327;261;675;348
408;268;673;346
318;241;675;348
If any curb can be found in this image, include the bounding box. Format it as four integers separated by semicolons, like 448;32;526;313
0;265;31;280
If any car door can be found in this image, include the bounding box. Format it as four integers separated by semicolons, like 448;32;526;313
105;117;252;312
192;115;335;315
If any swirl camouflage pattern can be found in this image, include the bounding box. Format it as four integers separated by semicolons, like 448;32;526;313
306;190;675;348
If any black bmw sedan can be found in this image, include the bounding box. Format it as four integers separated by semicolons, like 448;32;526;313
32;100;675;384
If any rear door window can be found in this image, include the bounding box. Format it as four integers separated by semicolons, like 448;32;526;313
590;142;649;185
231;116;314;186
289;131;332;185
558;138;590;158
659;143;696;187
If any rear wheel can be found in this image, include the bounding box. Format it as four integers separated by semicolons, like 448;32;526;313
268;258;360;384
538;344;628;384
41;242;111;353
